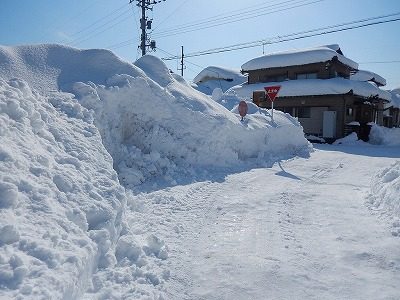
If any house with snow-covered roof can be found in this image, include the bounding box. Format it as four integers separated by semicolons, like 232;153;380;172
350;69;387;87
350;71;398;128
235;44;390;141
384;89;400;128
192;66;247;95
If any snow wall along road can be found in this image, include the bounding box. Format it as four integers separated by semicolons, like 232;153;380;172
74;54;311;188
0;44;311;299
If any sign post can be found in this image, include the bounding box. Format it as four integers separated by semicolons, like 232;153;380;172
238;100;248;121
264;85;281;122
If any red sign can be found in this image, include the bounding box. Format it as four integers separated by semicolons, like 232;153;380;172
238;100;248;118
264;85;281;102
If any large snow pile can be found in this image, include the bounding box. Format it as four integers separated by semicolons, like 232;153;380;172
332;132;368;146
369;124;400;146
191;66;247;95
0;44;144;94
0;44;311;299
369;162;400;237
0;78;126;298
74;54;311;187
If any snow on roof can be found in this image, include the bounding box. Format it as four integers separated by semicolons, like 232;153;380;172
193;66;245;83
392;87;400;95
390;89;400;108
351;69;386;86
323;44;341;52
192;66;247;95
229;77;391;101
241;45;358;71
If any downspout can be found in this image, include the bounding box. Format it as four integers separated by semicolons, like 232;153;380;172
342;94;346;138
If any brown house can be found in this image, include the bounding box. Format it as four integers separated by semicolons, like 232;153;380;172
235;45;390;141
384;89;400;128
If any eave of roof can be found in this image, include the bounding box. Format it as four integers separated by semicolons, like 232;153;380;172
228;77;391;102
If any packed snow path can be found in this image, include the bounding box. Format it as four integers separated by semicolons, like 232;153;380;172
131;144;400;300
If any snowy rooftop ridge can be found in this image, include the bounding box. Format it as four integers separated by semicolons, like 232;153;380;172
390;89;400;108
351;69;387;86
229;77;391;101
193;66;245;84
241;44;358;71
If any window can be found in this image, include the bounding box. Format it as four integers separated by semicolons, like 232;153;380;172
276;107;294;116
346;107;353;116
297;107;311;118
261;74;287;83
296;73;318;80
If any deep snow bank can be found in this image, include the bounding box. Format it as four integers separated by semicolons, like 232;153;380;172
369;124;400;146
369;162;400;237
0;44;311;299
0;79;125;298
74;55;311;187
0;44;145;93
0;45;310;188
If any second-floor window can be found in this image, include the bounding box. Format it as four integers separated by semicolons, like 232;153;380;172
260;74;287;83
296;73;318;80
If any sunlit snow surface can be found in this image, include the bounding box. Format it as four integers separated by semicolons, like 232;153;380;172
1;44;399;300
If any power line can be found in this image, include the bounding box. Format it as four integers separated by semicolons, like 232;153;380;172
359;60;400;64
61;3;130;44
106;39;136;50
157;47;206;73
130;3;141;42
152;0;308;36
70;10;133;46
150;0;191;32
105;0;326;52
38;2;94;42
177;12;400;57
152;0;325;39
162;15;400;60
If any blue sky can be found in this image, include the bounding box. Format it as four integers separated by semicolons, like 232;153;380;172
1;0;399;89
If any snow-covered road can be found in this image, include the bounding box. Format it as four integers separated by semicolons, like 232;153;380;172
131;144;400;300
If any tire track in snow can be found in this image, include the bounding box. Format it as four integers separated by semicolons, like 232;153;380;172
173;149;400;300
132;146;400;300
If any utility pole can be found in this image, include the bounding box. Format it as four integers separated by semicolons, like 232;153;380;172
130;0;165;56
177;46;185;76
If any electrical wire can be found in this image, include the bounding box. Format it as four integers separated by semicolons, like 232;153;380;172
105;5;141;50
70;9;133;46
60;3;130;44
152;0;306;35
162;15;400;60
38;2;94;42
157;47;206;73
106;0;326;50
179;12;400;57
150;0;191;32
359;60;400;64
152;0;325;38
130;4;141;39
